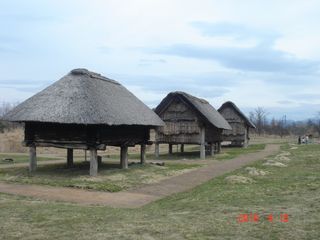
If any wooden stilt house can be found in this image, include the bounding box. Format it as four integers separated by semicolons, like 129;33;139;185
154;92;231;159
3;69;164;176
218;101;256;147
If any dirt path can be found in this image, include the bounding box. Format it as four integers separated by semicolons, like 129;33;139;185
0;144;279;208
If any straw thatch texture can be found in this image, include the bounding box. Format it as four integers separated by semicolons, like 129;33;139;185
218;101;256;128
155;91;231;130
3;69;164;127
218;101;256;146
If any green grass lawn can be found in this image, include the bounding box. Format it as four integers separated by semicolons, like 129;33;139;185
215;144;266;160
0;162;201;192
0;144;265;192
0;143;319;239
0;153;57;164
151;143;266;161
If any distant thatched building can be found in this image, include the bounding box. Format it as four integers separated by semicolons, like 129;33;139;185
218;101;256;147
3;69;164;176
154;92;231;159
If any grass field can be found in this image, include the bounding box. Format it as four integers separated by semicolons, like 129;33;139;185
0;162;201;192
0;143;266;164
0;153;57;165
0;142;319;239
0;144;265;192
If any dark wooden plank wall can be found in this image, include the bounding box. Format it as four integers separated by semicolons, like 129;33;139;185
24;122;150;149
205;127;223;143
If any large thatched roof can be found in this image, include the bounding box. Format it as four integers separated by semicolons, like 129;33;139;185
3;69;164;126
155;91;231;130
218;101;256;128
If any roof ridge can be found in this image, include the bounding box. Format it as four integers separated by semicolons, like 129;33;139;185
174;91;209;104
71;68;120;85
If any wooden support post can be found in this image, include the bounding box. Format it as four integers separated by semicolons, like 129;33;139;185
140;144;146;164
217;142;222;153
120;146;128;169
180;144;184;153
67;148;73;168
29;145;37;172
243;127;249;148
209;143;214;157
90;148;98;176
155;143;160;158
243;139;248;148
169;144;173;154
84;150;87;162
200;127;205;159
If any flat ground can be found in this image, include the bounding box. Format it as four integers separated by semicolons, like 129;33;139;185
0;139;319;239
0;144;278;207
0;144;265;192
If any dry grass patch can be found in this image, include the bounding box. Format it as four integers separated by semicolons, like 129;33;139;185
245;167;268;176
225;175;254;184
263;160;287;167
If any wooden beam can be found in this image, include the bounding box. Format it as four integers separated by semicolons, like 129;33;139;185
180;144;184;153
155;143;160;158
24;141;106;150
200;127;205;159
140;144;146;164
120;146;128;169
169;144;173;154
29;145;37;172
67;148;73;168
89;149;98;176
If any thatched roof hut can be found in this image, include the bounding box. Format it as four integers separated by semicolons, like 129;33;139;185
154;91;231;159
218;101;256;147
3;68;164;175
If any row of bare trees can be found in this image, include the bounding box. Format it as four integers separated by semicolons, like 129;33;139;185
249;107;320;137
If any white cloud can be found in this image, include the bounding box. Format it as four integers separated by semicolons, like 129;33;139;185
0;0;320;120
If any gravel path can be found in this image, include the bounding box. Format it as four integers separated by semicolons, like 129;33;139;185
0;144;279;208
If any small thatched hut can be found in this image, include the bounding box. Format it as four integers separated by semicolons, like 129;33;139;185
154;92;231;159
3;69;164;176
218;101;256;147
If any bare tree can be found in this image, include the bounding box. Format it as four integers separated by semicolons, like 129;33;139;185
312;112;320;136
250;107;268;136
0;101;19;132
0;102;17;117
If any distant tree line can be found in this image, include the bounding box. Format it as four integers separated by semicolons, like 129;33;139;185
0;102;21;132
249;107;320;137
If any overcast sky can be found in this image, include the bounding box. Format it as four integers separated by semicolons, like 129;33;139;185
0;0;319;120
